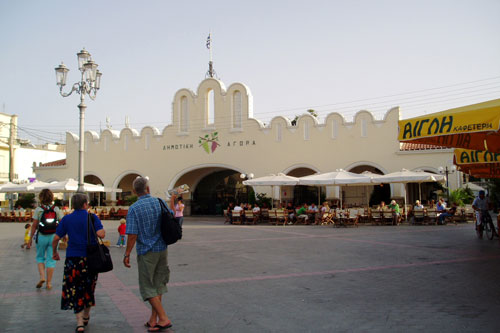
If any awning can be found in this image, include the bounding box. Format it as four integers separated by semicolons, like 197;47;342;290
398;98;500;153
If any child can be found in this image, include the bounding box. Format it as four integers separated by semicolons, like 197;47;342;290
21;223;31;249
116;218;126;247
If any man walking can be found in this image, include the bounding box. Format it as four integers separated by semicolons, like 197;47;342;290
123;176;172;331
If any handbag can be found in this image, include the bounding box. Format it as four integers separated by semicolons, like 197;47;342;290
86;213;113;273
158;198;182;245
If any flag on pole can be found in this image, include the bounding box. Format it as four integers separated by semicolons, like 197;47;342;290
206;33;211;49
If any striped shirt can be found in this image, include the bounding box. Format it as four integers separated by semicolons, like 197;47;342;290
126;194;168;256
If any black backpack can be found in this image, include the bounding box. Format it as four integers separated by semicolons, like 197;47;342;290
158;198;182;245
38;205;59;234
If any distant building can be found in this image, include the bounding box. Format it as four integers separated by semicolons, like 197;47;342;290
34;78;461;215
0;112;66;201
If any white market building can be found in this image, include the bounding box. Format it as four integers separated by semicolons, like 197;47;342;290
34;78;462;215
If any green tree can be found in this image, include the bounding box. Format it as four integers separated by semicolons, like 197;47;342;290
15;193;36;209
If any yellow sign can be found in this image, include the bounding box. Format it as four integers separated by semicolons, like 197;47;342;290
399;99;500;141
454;149;500;165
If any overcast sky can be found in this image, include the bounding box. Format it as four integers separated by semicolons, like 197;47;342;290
1;0;499;144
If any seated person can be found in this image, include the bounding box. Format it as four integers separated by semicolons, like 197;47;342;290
286;202;295;223
438;203;457;224
226;202;235;223
436;198;446;213
296;203;308;224
388;200;400;225
307;203;319;224
414;200;424;209
252;204;261;214
378;201;386;210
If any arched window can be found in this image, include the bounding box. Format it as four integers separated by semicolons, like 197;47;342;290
304;120;310;140
124;134;129;151
104;135;109;152
276;123;282;142
206;89;215;126
180;96;188;132
361;118;367;137
145;133;150;150
331;119;338;139
233;90;242;129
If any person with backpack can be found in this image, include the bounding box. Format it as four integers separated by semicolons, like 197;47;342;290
28;189;63;290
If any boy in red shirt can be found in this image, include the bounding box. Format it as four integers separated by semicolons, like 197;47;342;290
116;218;126;247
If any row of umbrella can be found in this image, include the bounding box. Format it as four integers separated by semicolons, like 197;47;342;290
0;179;107;193
243;169;445;217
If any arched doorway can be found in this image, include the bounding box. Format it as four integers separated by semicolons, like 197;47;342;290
84;175;104;207
117;173;141;205
288;167;317;206
348;165;389;207
191;169;243;215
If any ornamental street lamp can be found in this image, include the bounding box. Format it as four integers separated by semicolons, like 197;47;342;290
54;48;102;193
438;165;457;202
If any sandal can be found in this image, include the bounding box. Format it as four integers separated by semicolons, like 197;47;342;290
147;322;172;332
75;325;85;332
46;284;52;290
83;317;90;326
36;279;45;288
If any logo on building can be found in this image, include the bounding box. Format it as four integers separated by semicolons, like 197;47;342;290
199;132;220;154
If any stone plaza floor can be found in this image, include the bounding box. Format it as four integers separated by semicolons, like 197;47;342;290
0;217;499;332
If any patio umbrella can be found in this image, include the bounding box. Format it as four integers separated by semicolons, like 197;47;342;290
0;182;35;193
398;98;500;153
243;173;299;208
370;169;445;219
298;170;373;208
45;178;105;193
454;148;500;178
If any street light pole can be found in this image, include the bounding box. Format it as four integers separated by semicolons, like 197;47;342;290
54;49;101;193
438;165;456;203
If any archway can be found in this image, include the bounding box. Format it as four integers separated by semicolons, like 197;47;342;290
348;165;389;207
288;167;317;206
84;174;104;207
116;173;141;205
190;169;242;215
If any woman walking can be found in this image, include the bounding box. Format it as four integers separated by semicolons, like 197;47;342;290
28;189;63;290
52;193;106;332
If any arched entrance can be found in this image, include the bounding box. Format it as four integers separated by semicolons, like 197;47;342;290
116;173;141;205
190;169;243;215
348;165;389;207
84;175;104;207
288;167;317;205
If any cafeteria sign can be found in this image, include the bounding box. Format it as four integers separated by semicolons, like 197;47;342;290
454;148;500;165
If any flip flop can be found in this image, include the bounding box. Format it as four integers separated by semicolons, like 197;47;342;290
75;325;85;332
36;280;45;288
147;322;172;332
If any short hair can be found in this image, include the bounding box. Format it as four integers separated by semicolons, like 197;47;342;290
133;176;149;195
39;189;54;205
479;190;485;195
71;193;88;210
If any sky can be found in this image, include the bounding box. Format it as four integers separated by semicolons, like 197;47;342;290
1;0;499;145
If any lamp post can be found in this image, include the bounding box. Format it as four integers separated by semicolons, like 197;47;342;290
438;165;456;202
55;48;102;193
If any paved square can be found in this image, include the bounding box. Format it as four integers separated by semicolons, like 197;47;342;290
1;218;499;332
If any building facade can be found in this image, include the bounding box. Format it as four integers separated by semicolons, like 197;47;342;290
34;78;461;214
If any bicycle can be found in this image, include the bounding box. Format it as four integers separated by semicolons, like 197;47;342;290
476;210;497;240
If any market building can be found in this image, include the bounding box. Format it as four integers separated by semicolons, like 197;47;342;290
34;78;462;215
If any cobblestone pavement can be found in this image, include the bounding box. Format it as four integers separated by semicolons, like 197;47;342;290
0;218;499;332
